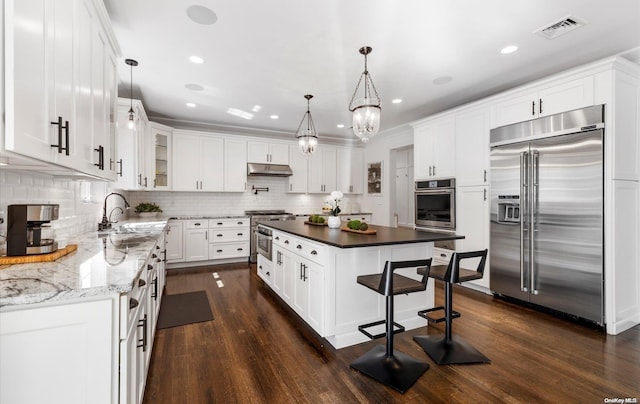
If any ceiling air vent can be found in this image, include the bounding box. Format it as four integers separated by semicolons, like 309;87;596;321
534;15;586;39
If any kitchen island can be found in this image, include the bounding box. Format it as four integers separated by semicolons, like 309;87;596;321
258;220;463;349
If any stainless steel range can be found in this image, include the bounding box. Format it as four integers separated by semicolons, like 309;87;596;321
246;210;296;262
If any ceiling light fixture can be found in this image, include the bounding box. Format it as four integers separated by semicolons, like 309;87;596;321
270;115;279;120
501;45;519;54
392;98;402;104
189;56;204;64
186;102;196;108
295;94;318;155
125;58;138;130
348;46;381;143
336;124;345;128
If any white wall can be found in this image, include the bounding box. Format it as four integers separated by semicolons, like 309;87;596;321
359;125;414;226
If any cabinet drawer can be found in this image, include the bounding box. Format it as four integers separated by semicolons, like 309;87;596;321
120;270;148;340
208;241;250;259
208;228;250;243
292;240;325;265
433;247;453;266
209;218;249;228
342;215;372;223
185;219;208;229
273;232;294;248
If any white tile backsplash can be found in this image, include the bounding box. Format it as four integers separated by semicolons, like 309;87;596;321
0;169;108;243
125;177;363;217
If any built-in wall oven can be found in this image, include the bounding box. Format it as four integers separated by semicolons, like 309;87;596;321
247;210;296;263
414;178;456;230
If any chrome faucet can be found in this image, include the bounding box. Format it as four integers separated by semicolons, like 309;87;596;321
98;193;130;231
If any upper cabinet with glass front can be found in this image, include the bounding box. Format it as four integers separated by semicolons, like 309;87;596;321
149;122;172;190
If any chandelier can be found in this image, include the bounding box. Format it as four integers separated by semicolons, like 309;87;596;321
348;46;381;142
295;94;318;155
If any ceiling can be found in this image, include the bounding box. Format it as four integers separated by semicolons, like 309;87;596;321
103;0;640;143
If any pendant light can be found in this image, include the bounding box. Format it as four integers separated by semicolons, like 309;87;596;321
125;58;138;130
348;46;381;142
295;94;318;155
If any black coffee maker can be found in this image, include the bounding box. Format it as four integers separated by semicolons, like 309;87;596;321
7;204;59;256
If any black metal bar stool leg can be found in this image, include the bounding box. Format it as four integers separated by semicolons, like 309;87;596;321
350;294;429;393
414;282;490;365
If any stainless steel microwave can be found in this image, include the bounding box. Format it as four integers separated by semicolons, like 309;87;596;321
414;178;456;229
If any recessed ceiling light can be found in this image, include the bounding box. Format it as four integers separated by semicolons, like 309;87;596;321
186;5;218;25
501;45;519;54
186;102;196;108
252;105;262;112
391;99;402;104
185;83;204;91
270;115;279;120
336;124;345;128
189;56;204;64
433;76;453;85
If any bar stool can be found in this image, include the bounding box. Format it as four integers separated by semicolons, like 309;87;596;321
350;259;432;394
413;249;490;365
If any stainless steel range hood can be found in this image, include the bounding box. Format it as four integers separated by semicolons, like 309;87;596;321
247;163;293;177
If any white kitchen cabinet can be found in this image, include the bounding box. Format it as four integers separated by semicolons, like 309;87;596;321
0;298;117;404
166;220;184;263
455;106;490;187
308;146;337;193
114;99;149;190
492;76;594;128
208;218;250;260
287;145;309;193
337;148;364;194
412;115;455;180
292;255;324;334
247;141;289;164
272;247;285;296
149;122;173;190
3;0;118;179
455;185;490;290
172;132;224;191
257;253;273;286
224;138;248;192
184;220;209;262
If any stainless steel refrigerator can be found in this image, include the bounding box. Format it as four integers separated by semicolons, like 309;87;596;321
489;105;604;324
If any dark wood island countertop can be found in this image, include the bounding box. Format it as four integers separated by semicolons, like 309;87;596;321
262;221;464;249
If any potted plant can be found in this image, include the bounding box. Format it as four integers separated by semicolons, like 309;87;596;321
134;202;163;218
325;190;343;228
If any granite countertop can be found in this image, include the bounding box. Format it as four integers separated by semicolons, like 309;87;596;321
0;218;168;309
263;220;463;249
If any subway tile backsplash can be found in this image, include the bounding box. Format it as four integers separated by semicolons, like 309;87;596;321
125;177;363;217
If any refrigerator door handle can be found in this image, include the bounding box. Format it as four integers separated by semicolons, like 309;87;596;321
520;151;529;293
531;150;540;295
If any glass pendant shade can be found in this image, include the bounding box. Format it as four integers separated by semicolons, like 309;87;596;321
295;94;318;155
351;98;381;142
348;46;381;142
127;108;135;129
125;58;138;131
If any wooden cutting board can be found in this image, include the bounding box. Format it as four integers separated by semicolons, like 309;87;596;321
340;226;377;235
0;244;78;265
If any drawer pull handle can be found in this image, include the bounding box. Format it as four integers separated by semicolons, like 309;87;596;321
296;245;302;249
138;279;146;287
266;272;270;276
311;250;317;255
237;248;243;251
217;249;223;253
156;245;160;250
284;240;289;245
275;236;279;240
194;223;201;226
237;233;243;236
152;253;157;258
129;298;139;310
217;222;223;225
440;253;447;257
217;234;223;237
237;221;244;225
147;264;153;270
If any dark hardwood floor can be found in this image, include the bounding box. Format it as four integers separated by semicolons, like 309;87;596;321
144;263;640;403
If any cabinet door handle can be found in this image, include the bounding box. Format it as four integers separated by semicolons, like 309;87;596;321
151;277;158;299
428;166;432;176
300;263;304;280
117;159;123;177
532;100;536;116
129;298;139;310
303;264;308;281
144;177;148;187
433;166;436;176
137;314;148;351
50;116;69;155
94;145;104;169
539;98;543;114
484;188;487;201
484;169;487;183
196;180;199;189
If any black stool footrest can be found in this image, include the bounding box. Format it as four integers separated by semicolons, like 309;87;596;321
358;320;405;340
418;306;460;323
